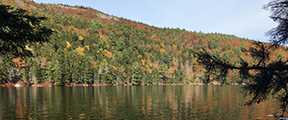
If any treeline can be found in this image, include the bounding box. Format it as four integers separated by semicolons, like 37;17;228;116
0;0;287;85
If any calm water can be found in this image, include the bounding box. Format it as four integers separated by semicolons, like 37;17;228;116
0;85;278;119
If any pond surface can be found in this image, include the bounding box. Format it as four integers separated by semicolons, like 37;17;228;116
0;85;278;119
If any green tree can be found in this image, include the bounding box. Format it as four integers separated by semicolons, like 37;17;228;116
0;5;52;56
131;63;143;85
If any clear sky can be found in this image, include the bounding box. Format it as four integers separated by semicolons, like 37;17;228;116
34;0;276;42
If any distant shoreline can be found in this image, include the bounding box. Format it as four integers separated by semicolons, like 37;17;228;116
0;81;248;87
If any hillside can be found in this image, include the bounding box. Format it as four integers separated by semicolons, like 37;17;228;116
1;0;287;86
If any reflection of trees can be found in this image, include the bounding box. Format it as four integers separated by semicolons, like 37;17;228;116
15;88;27;119
0;86;279;119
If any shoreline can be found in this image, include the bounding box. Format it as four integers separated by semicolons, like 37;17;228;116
0;81;248;87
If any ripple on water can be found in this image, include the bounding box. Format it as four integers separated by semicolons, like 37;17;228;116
0;86;283;119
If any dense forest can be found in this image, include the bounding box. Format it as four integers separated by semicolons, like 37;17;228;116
1;0;287;86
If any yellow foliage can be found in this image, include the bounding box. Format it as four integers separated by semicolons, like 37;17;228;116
146;65;149;68
146;65;152;73
138;55;142;58
84;45;89;50
79;36;84;40
160;48;166;54
77;46;85;56
67;25;79;32
51;28;55;31
58;34;60;37
66;41;71;48
25;45;32;51
210;76;213;80
141;59;145;65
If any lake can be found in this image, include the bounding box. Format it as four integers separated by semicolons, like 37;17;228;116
0;85;278;119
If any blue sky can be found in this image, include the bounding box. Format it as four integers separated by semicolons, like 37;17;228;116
34;0;276;42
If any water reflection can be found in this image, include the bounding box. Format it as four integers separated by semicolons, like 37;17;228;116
0;85;278;119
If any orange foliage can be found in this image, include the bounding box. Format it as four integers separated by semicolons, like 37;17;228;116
147;45;152;51
160;43;165;48
149;62;153;67
154;44;159;51
122;72;127;77
12;57;27;68
129;34;135;39
91;61;98;68
142;66;147;72
183;53;189;59
143;52;149;58
119;67;125;72
104;50;112;58
169;66;175;73
146;58;151;64
114;30;123;36
101;28;111;35
67;25;79;32
164;73;169;78
110;65;117;70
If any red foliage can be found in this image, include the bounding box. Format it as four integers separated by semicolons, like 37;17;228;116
69;83;78;86
4;82;16;87
42;82;52;87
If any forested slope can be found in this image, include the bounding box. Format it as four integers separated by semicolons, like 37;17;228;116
1;0;287;86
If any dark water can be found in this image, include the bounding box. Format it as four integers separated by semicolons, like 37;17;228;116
0;85;278;119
